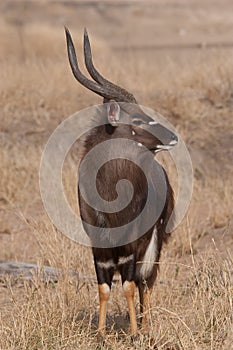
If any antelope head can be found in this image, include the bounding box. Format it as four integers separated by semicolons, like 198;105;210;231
65;27;178;153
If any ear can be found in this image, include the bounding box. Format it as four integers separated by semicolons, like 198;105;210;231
107;101;120;126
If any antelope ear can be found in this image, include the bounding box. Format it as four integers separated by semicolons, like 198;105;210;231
107;101;120;126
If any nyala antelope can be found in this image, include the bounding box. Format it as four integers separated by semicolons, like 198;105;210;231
65;27;178;336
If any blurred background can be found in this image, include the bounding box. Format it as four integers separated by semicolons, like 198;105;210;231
0;1;233;349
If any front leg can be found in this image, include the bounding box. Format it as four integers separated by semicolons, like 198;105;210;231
94;256;115;336
119;256;138;335
98;283;110;336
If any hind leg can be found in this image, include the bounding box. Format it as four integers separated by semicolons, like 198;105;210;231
123;280;137;335
138;282;153;334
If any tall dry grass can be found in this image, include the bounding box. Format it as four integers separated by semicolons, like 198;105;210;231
0;13;233;350
1;223;232;349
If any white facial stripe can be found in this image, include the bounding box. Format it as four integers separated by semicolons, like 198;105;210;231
169;139;178;145
139;227;158;280
118;254;134;265
97;260;115;269
148;121;158;125
156;145;173;150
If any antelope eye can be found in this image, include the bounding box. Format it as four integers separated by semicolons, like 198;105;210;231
132;119;143;126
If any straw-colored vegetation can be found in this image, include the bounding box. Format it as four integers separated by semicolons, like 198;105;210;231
0;1;232;349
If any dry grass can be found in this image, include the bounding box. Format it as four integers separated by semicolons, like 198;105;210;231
1;224;232;349
0;1;233;349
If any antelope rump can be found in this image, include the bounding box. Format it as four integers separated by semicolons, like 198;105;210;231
65;27;178;336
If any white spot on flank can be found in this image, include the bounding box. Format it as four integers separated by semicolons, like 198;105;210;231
97;260;115;269
140;227;158;280
131;130;136;136
148;121;158;125
118;254;134;265
137;142;143;147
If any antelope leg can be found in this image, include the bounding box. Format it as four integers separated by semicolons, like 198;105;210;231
123;280;137;335
139;283;152;333
98;283;110;336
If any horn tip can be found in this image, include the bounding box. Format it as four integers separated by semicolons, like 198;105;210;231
64;26;69;34
84;27;88;37
64;26;72;41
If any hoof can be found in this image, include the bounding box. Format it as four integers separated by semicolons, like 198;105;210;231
97;332;105;344
131;333;158;349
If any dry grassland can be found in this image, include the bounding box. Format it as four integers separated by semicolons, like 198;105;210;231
0;1;233;349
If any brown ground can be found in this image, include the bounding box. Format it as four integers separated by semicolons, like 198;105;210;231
0;1;233;349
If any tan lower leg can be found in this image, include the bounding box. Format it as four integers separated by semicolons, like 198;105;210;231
98;283;110;336
123;281;137;335
139;285;152;333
